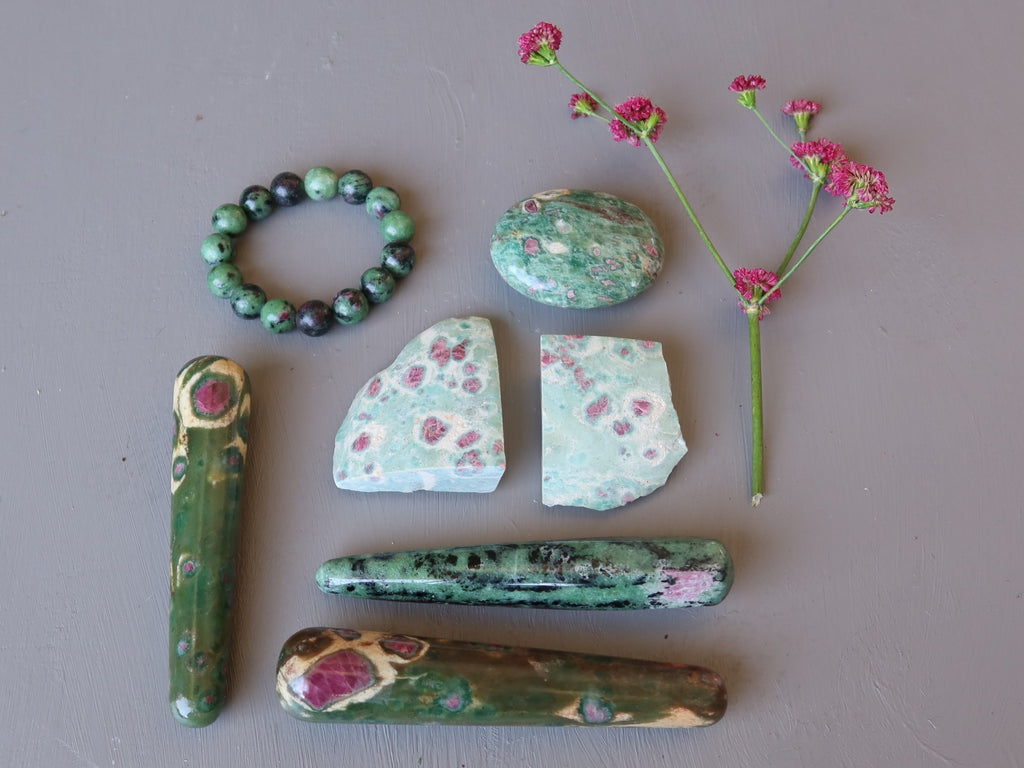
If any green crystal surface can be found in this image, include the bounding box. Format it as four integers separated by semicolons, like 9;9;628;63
490;189;663;308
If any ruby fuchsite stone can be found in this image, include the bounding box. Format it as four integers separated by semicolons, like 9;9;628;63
170;356;251;727
489;189;664;308
541;334;687;510
333;316;506;493
277;627;726;727
317;537;733;610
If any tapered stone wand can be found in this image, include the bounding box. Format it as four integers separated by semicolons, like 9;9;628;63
168;356;251;727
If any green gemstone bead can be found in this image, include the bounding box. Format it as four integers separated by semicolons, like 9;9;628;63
365;186;400;219
201;233;234;266
207;263;243;299
360;267;396;304
380;243;415;277
239;185;275;220
230;284;267;319
304;167;339;201
332;288;370;325
380;210;415;245
260;298;297;333
338;170;373;204
211;204;248;236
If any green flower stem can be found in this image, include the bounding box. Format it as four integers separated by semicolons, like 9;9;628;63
776;182;822;276
761;205;851;305
555;60;734;284
555;62;622;118
751;107;814;177
747;306;764;506
643;137;734;282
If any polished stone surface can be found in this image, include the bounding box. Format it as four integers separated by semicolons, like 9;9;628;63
317;537;733;609
541;334;687;510
170;356;251;727
277;627;726;727
490;189;663;308
333;316;506;493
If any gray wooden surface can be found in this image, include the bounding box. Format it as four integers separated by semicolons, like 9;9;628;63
2;1;1021;765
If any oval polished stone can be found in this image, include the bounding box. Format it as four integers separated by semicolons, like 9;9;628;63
489;189;664;309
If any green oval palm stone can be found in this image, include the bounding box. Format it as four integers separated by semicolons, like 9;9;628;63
489;189;664;308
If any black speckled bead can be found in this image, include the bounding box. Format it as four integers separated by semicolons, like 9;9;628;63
360;267;396;304
212;204;248;236
338;170;373;204
380;243;415;277
332;288;370;325
239;185;275;220
201;233;234;265
296;300;333;336
270;172;306;207
230;283;267;318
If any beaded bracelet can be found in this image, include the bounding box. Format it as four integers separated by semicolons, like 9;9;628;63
200;167;416;336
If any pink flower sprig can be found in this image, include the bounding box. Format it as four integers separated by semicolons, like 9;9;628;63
827;162;895;214
610;96;668;147
518;21;562;66
568;93;598;119
514;21;895;505
729;74;767;108
783;99;821;139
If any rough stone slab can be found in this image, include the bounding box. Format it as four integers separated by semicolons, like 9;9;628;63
541;334;687;510
333;317;505;493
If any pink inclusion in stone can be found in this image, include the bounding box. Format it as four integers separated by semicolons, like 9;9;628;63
580;696;614;724
441;693;463;711
367;377;383;397
379;636;424;659
660;568;716;603
193;378;231;417
403;366;425;388
586;395;610;422
292;650;376;710
631;399;652;417
430;339;451;366
351;432;371;452
421;417;448;445
457;431;480;448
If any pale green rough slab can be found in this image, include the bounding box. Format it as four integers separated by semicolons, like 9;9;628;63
333;317;506;493
541;335;687;510
490;189;663;308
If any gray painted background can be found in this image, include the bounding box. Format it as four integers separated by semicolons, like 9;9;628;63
2;1;1021;765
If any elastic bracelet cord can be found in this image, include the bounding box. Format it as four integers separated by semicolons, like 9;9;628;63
200;167;416;337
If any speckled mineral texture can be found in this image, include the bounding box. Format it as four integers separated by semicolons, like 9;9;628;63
316;537;733;610
489;189;663;308
541;334;687;510
333;317;506;493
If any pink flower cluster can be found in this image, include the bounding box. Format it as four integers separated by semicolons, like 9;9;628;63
729;75;767;93
782;99;820;117
568;92;598;119
610;96;667;146
791;138;848;185
828;162;895;214
733;267;781;319
518;21;562;64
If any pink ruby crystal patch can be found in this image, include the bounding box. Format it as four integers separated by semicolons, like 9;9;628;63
192;377;232;417
290;650;376;710
379;636;424;660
